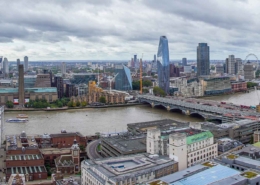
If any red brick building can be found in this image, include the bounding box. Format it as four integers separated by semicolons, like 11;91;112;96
231;81;247;92
5;132;47;182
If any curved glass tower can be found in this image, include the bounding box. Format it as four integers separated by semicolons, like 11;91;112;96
157;36;170;93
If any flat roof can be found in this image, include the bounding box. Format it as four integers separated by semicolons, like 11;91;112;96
170;165;240;185
0;87;57;93
40;148;71;155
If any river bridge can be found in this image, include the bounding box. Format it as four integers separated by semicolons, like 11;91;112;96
138;95;260;123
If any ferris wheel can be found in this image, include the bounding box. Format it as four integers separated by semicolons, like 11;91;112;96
243;53;259;70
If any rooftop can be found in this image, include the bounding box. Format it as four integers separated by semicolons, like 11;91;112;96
40;148;71;155
170;164;240;185
101;132;146;153
83;154;177;182
0;87;57;93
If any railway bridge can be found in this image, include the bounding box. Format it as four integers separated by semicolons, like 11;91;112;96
138;95;259;123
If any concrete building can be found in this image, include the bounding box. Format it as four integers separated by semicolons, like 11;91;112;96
54;76;64;99
147;162;260;185
24;56;28;72
236;58;243;74
169;64;183;77
197;43;210;76
3;57;9;78
244;62;255;80
18;64;25;106
147;127;217;170
227;55;236;75
254;131;260;143
100;132;146;157
34;74;51;87
65;83;76;97
201;77;231;95
217;138;244;155
170;77;203;97
182;58;187;66
0;106;3;146
216;64;224;74
81;154;178;185
16;59;20;70
61;62;66;76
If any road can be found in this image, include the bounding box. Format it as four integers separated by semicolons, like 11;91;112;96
86;140;102;160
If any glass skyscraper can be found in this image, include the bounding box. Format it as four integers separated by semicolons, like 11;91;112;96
197;43;210;76
115;65;132;91
157;36;170;93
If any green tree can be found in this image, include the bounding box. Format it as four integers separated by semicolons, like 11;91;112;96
247;82;258;88
153;86;166;97
81;101;87;107
67;101;73;107
132;81;140;90
99;96;106;103
79;145;85;152
256;70;260;78
57;101;63;108
6;100;14;108
143;80;152;87
76;101;81;107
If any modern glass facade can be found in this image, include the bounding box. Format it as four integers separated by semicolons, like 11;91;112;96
71;73;96;85
157;36;170;93
197;43;210;76
24;75;37;88
115;65;132;91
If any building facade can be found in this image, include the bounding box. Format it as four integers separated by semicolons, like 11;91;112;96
81;154;178;185
182;58;187;66
147;128;217;170
231;81;247;92
227;55;236;75
54;76;64;99
157;36;170;93
18;64;25;106
34;74;51;87
115;65;132;91
61;62;66;76
201;77;232;95
244;62;255;80
3;57;9;78
197;43;210;76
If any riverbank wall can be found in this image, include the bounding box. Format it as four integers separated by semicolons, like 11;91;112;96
4;103;143;112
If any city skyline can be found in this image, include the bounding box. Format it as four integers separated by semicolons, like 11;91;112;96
0;0;260;61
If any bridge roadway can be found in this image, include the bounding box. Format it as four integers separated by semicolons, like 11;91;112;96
138;95;260;119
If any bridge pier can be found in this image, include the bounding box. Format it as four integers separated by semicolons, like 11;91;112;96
185;110;190;116
151;102;155;108
167;106;170;111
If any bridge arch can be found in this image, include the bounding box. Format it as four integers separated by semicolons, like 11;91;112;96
153;104;168;110
170;108;185;114
190;112;206;119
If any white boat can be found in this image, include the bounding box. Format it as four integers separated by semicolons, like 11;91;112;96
6;118;28;123
16;114;28;118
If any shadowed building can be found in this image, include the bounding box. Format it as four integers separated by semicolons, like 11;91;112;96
18;64;25;106
157;36;170;93
197;43;210;76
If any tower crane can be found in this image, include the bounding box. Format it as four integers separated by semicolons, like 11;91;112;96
109;73;119;93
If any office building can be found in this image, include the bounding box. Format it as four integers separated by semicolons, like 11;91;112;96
182;58;187;66
134;54;137;68
217;138;244;155
201;77;232;95
17;59;20;70
216;64;224;74
3;57;9;78
157;36;170;93
0;106;3;146
61;62;66;76
71;73;96;84
65;83;76;97
197;43;210;76
54;76;64;99
24;56;28;72
115;65;132;91
235;58;243;74
147;128;217;170
227;55;236;75
231;80;247;92
81;154;178;185
244;62;255;80
18;64;25;106
0;56;2;72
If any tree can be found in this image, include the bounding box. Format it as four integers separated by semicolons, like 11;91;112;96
99;96;106;103
81;101;87;107
79;145;85;152
67;101;73;107
143;80;152;87
132;81;140;90
76;101;81;107
247;82;258;88
6;100;14;108
57;101;63;108
153;86;166;97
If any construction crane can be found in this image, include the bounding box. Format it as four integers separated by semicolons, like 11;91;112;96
109;73;119;93
140;53;143;94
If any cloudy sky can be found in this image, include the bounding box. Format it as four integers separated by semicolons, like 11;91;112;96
0;0;259;61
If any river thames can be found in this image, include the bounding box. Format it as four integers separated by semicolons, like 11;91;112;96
4;90;258;136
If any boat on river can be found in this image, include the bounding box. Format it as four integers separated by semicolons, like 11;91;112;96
16;114;28;118
6;118;28;123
